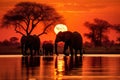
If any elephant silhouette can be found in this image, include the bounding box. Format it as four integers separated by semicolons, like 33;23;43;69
55;31;83;56
21;35;41;56
42;41;53;56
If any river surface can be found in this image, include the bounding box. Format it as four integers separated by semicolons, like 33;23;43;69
0;54;120;80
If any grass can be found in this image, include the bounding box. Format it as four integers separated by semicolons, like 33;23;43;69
0;45;120;55
0;45;21;55
84;47;120;54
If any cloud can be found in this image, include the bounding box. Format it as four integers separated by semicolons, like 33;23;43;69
0;0;119;14
49;0;120;14
49;2;107;13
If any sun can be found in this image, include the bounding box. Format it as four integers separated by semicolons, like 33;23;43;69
54;24;68;34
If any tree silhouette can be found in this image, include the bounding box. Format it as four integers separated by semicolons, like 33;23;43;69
84;18;111;46
112;24;120;44
10;37;19;44
2;39;10;46
1;2;62;36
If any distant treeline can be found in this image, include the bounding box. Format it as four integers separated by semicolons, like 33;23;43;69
84;18;120;47
0;37;20;46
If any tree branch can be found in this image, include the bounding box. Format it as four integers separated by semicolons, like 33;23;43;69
28;19;35;35
15;26;25;36
16;22;26;32
37;21;54;36
26;18;30;35
28;18;43;35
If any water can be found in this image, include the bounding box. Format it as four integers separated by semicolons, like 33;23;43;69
0;54;120;80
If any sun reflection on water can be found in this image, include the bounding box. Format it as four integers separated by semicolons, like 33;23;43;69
55;56;65;80
0;55;120;80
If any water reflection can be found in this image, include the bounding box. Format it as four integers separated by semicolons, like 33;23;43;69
22;56;40;67
54;56;83;80
21;56;40;80
0;57;22;80
90;57;103;74
0;55;120;80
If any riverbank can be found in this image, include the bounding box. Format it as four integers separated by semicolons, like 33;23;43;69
84;47;120;54
0;45;120;55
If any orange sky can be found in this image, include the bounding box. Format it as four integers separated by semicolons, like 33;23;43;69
0;0;120;43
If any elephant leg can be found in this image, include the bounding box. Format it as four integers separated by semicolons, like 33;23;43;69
69;46;73;56
34;50;37;55
79;48;83;57
63;43;68;56
21;47;25;56
45;51;47;56
50;50;53;55
75;49;78;56
47;51;49;55
21;45;24;55
24;47;28;56
36;49;40;56
50;52;52;55
30;48;33;56
45;50;47;56
34;49;38;56
22;50;25;56
43;48;45;55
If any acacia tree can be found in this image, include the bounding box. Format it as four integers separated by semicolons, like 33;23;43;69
112;24;120;44
84;18;111;46
1;2;62;36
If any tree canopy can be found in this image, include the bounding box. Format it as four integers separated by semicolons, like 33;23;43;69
84;18;111;46
112;24;120;43
1;2;62;36
113;24;120;33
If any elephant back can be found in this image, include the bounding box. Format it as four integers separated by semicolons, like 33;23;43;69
32;35;40;49
21;36;27;44
55;31;73;42
24;35;40;49
26;35;34;47
42;41;53;50
42;41;53;55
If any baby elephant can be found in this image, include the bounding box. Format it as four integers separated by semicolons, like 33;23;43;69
42;41;53;56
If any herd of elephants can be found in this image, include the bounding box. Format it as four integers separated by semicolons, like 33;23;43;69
21;31;83;56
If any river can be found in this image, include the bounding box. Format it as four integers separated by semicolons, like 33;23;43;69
0;54;120;80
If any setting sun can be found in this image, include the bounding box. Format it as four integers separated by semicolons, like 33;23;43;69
54;24;68;34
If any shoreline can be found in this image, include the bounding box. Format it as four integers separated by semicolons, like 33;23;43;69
0;51;120;55
0;46;120;55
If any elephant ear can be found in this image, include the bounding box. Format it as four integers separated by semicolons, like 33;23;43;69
56;31;73;42
63;31;73;42
57;32;63;38
56;32;64;41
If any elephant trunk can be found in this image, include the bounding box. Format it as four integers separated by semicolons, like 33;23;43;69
55;42;58;55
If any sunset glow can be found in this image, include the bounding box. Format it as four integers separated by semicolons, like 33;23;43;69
0;1;120;80
0;0;120;42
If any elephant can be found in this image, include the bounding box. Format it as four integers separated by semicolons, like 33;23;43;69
55;31;83;56
42;41;53;56
21;35;40;56
21;35;27;55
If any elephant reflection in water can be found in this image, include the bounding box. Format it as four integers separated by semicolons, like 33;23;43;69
21;35;41;56
21;56;40;78
65;56;82;71
55;56;82;75
22;56;40;67
55;31;83;56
